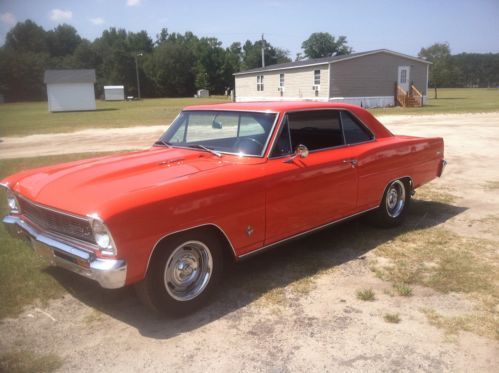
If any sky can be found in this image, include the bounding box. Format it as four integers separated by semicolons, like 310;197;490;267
1;0;498;58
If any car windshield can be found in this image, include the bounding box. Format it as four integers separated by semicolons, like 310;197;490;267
156;110;277;156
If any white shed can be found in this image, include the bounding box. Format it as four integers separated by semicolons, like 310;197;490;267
197;89;209;98
44;69;96;112
104;85;125;101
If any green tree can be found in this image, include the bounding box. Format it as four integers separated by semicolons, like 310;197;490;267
4;20;48;53
144;39;196;96
47;24;82;57
241;39;290;70
301;32;352;58
0;20;50;101
418;43;456;98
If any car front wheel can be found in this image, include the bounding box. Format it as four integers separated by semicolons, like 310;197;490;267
135;230;223;316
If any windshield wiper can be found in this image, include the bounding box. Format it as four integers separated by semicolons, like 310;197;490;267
187;144;222;157
153;140;172;147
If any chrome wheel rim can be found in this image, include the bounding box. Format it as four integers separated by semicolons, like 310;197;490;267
385;180;406;218
163;240;213;301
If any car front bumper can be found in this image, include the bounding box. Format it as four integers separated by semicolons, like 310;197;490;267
3;215;127;289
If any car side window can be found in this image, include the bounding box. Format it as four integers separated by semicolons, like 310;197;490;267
340;111;373;144
270;116;292;157
287;110;343;151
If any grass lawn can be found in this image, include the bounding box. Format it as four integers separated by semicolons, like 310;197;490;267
0;96;230;137
1;89;498;137
0;152;114;319
370;88;499;116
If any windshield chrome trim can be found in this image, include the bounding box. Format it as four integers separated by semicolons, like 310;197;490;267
158;110;280;158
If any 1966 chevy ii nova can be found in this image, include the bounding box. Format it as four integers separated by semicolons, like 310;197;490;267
2;102;445;315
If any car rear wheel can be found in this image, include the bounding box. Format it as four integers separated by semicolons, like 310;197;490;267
368;179;410;228
135;230;223;316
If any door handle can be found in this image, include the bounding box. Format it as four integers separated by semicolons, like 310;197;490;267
342;159;358;167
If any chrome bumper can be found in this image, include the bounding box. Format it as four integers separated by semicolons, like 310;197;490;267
2;215;127;289
438;159;447;177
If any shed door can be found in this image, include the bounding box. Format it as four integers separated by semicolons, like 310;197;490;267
397;66;410;92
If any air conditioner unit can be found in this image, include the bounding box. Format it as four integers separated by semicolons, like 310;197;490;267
278;86;285;92
312;85;320;91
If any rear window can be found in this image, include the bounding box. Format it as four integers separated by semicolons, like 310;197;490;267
340;111;373;144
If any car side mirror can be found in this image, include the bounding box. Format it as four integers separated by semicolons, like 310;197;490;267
283;144;309;163
295;144;309;158
212;120;223;129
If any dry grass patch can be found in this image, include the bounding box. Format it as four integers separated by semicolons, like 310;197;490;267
393;283;413;297
484;180;499;190
423;307;499;341
83;309;106;325
253;287;288;308
356;288;376;301
0;350;63;373
384;313;401;324
372;226;498;339
373;227;496;293
415;185;458;204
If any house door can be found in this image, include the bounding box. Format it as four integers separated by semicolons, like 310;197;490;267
397;66;410;91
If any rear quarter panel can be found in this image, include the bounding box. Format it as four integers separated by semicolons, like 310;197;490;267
354;135;444;210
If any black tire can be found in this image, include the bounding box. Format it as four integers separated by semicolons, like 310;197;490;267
368;179;410;228
135;229;223;316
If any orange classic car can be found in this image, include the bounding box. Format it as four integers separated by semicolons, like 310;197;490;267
1;102;446;315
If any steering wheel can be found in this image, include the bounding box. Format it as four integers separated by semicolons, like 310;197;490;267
234;137;264;154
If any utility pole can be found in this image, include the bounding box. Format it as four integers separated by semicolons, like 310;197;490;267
261;33;265;68
135;52;143;100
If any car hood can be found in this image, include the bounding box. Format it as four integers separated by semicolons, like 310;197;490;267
10;147;257;216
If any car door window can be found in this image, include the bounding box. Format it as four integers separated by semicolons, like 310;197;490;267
288;110;343;151
340;111;374;144
270;116;292;157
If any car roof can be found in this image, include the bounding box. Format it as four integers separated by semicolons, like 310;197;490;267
183;101;363;113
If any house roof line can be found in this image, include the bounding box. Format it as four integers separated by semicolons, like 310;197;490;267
233;49;431;76
44;69;96;84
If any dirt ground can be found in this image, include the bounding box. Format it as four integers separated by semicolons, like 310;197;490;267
1;112;498;372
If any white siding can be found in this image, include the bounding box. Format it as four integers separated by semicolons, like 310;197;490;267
235;65;329;101
47;83;96;112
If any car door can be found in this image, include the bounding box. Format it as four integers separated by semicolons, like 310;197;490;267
264;110;359;245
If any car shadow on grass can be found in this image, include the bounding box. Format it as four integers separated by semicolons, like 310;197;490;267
47;198;466;339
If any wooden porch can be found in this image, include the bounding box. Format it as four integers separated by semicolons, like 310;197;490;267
395;83;424;107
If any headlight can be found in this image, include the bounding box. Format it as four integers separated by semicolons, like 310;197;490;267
6;190;20;213
89;216;116;256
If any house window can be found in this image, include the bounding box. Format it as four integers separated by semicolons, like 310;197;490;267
314;70;321;85
279;74;284;87
257;75;264;91
400;69;407;84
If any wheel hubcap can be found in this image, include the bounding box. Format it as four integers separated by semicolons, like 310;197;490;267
385;180;406;218
164;241;213;301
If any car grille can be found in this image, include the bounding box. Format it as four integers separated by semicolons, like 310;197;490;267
18;197;95;244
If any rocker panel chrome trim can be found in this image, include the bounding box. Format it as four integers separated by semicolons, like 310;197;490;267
238;206;379;260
